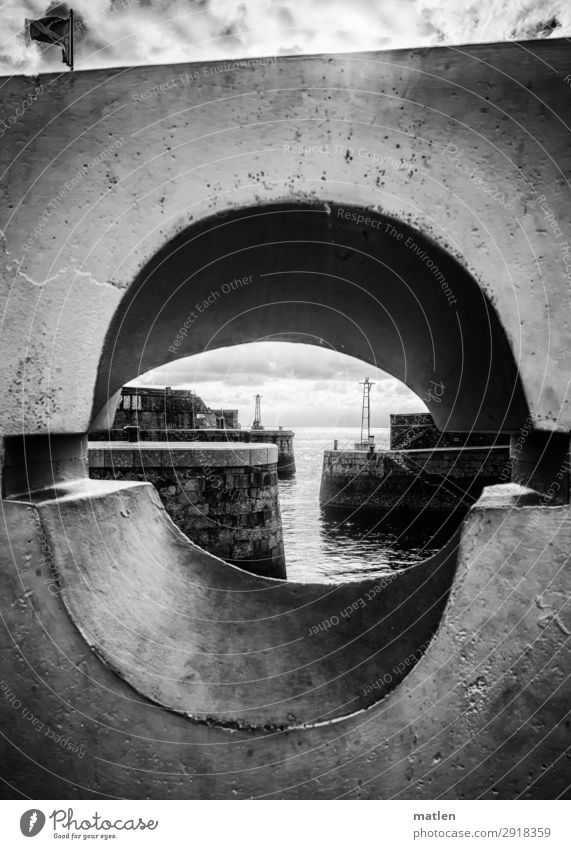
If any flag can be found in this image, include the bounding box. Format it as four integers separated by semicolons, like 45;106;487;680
27;12;73;69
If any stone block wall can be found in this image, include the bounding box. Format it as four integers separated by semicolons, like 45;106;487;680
320;446;510;511
89;442;285;579
246;430;296;475
90;427;296;475
390;413;511;451
113;387;240;431
211;408;240;429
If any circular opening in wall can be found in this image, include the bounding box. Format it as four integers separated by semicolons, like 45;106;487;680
88;339;512;582
91;201;529;584
10;201;532;728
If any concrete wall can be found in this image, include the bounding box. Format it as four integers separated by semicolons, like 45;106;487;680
89;442;285;579
2;41;571;435
0;39;570;799
1;482;568;797
320;446;510;511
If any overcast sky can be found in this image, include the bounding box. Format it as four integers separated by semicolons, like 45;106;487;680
3;1;569;75
129;341;426;428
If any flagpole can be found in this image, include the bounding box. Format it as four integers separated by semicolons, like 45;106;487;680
69;9;74;71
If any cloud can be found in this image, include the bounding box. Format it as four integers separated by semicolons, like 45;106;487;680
138;341;390;383
129;341;426;426
418;0;569;44
3;0;568;75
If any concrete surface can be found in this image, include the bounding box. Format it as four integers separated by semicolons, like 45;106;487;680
0;40;569;434
18;478;457;727
0;38;570;799
1;482;568;798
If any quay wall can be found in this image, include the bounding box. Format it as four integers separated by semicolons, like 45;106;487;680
320;446;509;511
91;427;296;475
112;386;240;430
245;431;296;475
390;413;511;451
89;442;285;579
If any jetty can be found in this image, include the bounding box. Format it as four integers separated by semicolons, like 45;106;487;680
320;412;510;513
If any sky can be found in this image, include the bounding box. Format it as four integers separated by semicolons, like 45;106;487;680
1;1;569;75
130;341;426;428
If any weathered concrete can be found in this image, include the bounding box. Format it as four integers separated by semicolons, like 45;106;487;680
0;39;570;799
94;201;529;435
1;41;570;435
2;434;88;497
11;478;457;728
510;429;571;504
1;482;568;798
88;441;285;578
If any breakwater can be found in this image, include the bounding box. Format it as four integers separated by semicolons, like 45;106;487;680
320;414;509;512
91;426;296;475
89;441;285;579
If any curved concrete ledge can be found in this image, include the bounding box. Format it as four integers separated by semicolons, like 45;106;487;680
25;478;458;728
1;482;568;798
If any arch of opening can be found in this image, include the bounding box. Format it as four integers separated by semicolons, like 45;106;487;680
92;202;529;436
30;201;528;728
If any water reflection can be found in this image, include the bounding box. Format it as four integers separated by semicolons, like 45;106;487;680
318;506;466;580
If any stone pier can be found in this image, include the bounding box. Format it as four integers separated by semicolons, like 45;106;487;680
92;427;296;475
244;429;296;475
320;445;509;512
390;412;510;451
320;413;510;512
89;442;285;579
